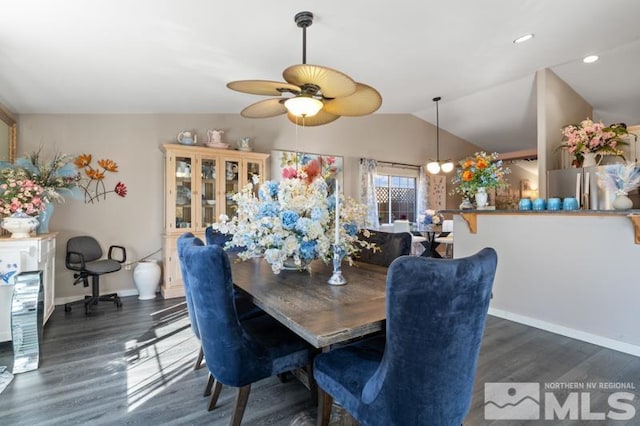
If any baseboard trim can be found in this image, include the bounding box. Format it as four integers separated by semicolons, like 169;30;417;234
489;308;640;358
54;288;141;306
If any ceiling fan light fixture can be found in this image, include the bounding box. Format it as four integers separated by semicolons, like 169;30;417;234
284;95;323;117
226;11;381;126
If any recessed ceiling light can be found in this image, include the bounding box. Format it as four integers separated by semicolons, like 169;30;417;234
513;33;534;44
583;55;599;64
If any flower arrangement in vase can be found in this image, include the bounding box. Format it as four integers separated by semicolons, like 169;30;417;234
0;176;46;237
596;163;640;210
559;119;635;167
421;209;443;227
450;152;510;205
212;158;374;274
4;149;80;204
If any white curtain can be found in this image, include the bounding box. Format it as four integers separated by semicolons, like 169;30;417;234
417;166;429;214
359;158;379;229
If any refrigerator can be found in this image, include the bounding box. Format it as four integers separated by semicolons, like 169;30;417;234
547;166;640;210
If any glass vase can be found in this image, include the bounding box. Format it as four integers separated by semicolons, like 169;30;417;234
282;257;311;271
37;202;55;234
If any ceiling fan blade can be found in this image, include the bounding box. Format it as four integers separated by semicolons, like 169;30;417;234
227;80;300;96
283;64;356;98
323;83;383;116
241;98;287;118
287;110;340;127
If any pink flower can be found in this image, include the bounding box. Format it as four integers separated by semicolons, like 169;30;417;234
282;167;298;179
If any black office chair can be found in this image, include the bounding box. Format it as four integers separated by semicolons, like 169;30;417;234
64;236;127;314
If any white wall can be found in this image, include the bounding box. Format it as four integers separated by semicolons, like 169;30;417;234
453;212;640;356
17;113;481;300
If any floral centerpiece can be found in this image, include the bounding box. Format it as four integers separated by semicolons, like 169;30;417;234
559;119;633;167
212;158;374;274
451;151;510;199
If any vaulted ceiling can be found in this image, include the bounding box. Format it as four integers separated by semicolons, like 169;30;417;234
1;0;639;154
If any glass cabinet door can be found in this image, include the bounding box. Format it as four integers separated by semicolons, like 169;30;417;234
223;159;240;218
201;157;217;228
246;160;262;198
174;155;193;230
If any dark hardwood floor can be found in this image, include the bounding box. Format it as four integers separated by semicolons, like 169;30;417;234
0;296;638;425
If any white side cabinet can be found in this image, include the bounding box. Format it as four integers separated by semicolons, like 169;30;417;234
0;233;56;342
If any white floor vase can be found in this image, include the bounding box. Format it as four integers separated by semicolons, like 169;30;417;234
133;260;161;300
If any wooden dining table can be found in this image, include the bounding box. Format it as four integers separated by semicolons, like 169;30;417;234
231;256;388;349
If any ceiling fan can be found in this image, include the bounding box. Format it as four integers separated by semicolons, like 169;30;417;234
227;11;382;126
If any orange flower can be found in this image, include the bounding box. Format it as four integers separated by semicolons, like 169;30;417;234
463;160;474;169
98;159;118;172
85;168;105;180
476;159;488;169
74;154;92;168
462;170;474;182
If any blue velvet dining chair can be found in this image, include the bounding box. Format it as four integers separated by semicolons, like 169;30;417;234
179;234;315;424
313;247;498;426
177;233;205;371
204;226;264;324
356;229;412;267
177;232;265;400
205;226;236;251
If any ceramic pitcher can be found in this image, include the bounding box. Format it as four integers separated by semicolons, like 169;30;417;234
177;131;197;145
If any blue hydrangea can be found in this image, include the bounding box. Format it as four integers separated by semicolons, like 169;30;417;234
310;207;324;221
423;215;433;225
280;210;300;230
344;223;358;237
258;187;268;200
257;202;279;218
265;181;279;198
299;240;317;261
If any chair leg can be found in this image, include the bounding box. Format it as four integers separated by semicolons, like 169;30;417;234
194;346;204;370
204;373;214;397
317;388;333;426
207;378;223;411
230;385;251;426
307;363;318;404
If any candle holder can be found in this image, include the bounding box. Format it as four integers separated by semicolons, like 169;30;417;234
327;244;347;286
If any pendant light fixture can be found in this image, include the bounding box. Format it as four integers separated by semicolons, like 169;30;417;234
426;96;454;174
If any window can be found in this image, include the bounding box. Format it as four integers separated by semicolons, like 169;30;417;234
375;172;417;224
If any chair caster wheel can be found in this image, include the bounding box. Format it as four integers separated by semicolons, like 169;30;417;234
64;304;71;313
